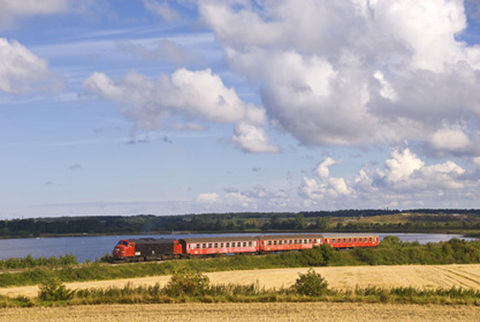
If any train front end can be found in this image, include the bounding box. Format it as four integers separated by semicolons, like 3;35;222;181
112;239;136;260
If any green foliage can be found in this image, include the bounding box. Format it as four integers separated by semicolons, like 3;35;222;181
97;253;113;263
378;235;403;248
292;268;329;296
1;209;479;237
0;254;77;270
163;267;210;296
38;277;74;301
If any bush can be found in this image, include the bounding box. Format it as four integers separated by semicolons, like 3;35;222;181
163;267;210;296
292;268;329;296
38;277;74;301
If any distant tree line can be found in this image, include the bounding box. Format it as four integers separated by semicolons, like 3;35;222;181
0;209;479;238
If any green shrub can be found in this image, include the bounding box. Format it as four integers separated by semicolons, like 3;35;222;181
163;267;210;296
38;277;74;301
292;268;329;296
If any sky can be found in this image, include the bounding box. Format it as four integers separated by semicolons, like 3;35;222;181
2;0;480;219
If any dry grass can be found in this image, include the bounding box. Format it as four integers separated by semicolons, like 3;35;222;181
1;264;480;298
1;302;480;322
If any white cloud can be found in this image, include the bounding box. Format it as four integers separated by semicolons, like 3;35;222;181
84;68;277;153
299;157;353;203
363;147;466;191
196;192;218;203
0;38;49;93
232;122;279;153
383;148;425;183
430;126;471;152
197;0;480;156
0;0;69;29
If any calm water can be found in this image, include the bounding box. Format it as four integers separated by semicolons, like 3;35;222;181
0;232;476;263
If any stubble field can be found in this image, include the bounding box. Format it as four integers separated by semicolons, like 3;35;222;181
1;302;480;322
1;264;480;298
1;264;480;321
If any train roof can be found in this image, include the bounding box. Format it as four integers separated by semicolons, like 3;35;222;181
257;233;324;240
128;238;177;244
320;233;379;237
180;236;258;243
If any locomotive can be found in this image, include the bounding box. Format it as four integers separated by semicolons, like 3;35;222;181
113;233;379;261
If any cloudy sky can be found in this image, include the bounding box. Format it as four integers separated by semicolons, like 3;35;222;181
2;0;480;219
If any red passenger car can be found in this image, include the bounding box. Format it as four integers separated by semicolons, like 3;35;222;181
258;234;323;253
321;234;379;248
180;236;258;256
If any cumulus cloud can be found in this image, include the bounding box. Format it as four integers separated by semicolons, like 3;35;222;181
195;185;291;210
232;122;280;153
198;0;480;156
84;68;278;153
295;147;470;208
356;147;467;195
196;192;218;203
299;157;353;203
0;0;69;29
0;38;49;93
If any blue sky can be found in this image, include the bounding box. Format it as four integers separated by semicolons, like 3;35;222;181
1;0;480;219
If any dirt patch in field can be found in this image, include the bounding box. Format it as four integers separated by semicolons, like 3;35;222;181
1;302;480;322
1;264;480;298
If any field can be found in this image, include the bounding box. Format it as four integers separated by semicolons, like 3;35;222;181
2;264;480;321
1;264;480;298
2;302;480;322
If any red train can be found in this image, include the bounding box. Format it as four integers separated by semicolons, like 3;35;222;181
112;233;379;261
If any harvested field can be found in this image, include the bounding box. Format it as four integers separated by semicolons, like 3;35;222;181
1;264;480;298
1;302;480;322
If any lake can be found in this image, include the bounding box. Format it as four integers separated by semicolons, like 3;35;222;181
0;232;476;263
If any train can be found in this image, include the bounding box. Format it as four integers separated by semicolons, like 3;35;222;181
112;233;380;261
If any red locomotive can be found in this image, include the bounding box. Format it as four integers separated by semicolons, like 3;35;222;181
112;233;379;261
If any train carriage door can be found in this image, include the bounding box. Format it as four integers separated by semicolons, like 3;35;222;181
177;240;187;254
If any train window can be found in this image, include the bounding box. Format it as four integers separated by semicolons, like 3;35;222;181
314;239;318;244
243;242;247;247
249;241;252;247
220;243;224;248
279;240;282;245
304;239;307;244
308;239;311;243
348;238;352;243
369;237;372;242
273;240;276;246
268;240;272;246
196;243;200;249
354;238;357;242
226;242;230;247
343;238;346;243
299;239;302;244
208;243;212;248
294;240;297;244
284;240;288;244
214;243;218;248
202;243;206;249
238;242;242;247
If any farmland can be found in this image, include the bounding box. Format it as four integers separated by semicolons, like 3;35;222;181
2;302;479;322
1;264;480;298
